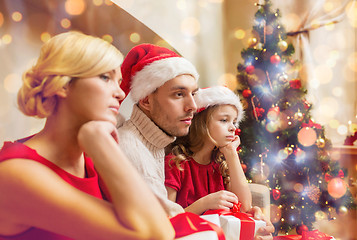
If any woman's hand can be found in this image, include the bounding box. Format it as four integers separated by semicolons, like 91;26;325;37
78;121;119;151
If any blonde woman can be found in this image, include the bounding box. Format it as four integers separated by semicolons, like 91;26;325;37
0;31;174;240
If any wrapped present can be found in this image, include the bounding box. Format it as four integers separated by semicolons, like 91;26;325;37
170;212;225;240
203;203;266;240
273;230;335;240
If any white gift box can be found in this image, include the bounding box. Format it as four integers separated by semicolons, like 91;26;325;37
203;213;266;240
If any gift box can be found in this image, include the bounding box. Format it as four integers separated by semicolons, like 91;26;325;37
170;212;225;240
203;203;266;240
273;230;335;240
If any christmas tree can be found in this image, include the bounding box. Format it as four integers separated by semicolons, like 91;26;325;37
235;0;356;235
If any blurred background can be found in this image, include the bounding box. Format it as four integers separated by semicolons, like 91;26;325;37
0;0;355;145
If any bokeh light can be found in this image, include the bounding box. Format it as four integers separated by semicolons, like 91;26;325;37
40;32;51;43
104;0;113;5
129;32;140;43
328;119;340;129
234;29;246;40
294;183;304;193
12;11;23;22
327;178;347;198
0;12;3;27
346;1;357;27
92;0;103;6
314;64;333;84
181;17;200;37
297;127;317;147
270;204;282;223
176;0;187;10
218;73;237;90
283;13;301;31
332;86;343;97
337;124;348;135
314;210;328;221
4;74;22;93
102;34;113;43
315;97;338;118
65;0;86;16
347;52;357;72
60;18;71;29
2;34;12;44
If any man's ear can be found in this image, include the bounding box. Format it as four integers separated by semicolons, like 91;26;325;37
138;96;151;111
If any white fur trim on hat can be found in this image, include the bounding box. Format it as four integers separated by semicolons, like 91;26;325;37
130;57;199;102
194;86;244;124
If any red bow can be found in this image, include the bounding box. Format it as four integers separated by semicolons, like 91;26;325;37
301;120;322;129
170;212;226;240
204;202;255;240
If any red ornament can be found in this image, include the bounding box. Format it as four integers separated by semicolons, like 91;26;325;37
241;163;247;173
338;169;345;179
325;173;332;182
245;65;255;74
242;89;252;98
289;79;302;89
272;189;281;200
270;54;281;64
254;107;265;119
235;128;241;135
296;224;309;235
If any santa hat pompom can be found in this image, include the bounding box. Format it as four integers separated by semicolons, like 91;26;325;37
194;86;244;125
120;44;199;103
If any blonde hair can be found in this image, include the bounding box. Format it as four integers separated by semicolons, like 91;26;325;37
169;105;231;185
17;31;124;118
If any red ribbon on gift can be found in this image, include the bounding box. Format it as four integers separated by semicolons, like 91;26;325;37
170;212;226;240
203;202;255;240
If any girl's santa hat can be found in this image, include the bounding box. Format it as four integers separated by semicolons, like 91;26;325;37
194;86;245;124
120;44;199;103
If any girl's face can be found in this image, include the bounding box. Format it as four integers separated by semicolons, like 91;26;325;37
207;105;238;147
65;67;125;126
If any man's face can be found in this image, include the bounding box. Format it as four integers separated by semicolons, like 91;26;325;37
148;74;198;137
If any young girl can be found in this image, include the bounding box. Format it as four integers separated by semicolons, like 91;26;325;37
165;86;252;215
0;31;174;240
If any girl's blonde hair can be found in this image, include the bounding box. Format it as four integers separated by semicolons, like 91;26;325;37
168;105;231;185
17;31;124;118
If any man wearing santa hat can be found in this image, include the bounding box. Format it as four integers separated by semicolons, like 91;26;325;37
117;43;274;239
118;43;198;217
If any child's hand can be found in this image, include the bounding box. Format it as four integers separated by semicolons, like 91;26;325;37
202;190;238;211
219;135;241;156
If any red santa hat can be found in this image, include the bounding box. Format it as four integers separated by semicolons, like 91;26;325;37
120;44;199;103
194;86;244;124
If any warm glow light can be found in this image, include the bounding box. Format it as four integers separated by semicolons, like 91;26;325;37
102;34;113;43
4;74;22;93
337;125;348;135
315;97;338;118
104;0;113;5
92;0;103;6
332;87;343;97
65;0;86;16
347;52;357;72
329;119;340;129
283;13;301;31
181;17;200;37
324;22;335;31
60;18;71;29
234;29;246;40
2;34;12;44
176;0;187;10
314;65;333;84
323;1;334;12
218;73;237;90
0;12;3;27
346;1;357;27
12;11;22;22
129;32;140;43
40;32;51;43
